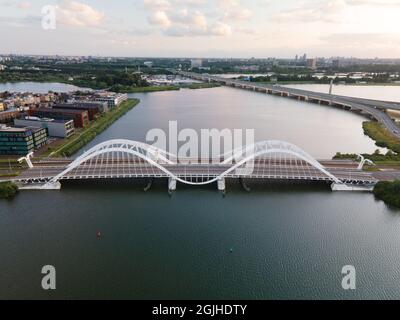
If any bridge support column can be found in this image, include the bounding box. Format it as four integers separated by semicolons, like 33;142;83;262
240;178;251;192
331;183;374;192
217;178;226;192
28;181;62;190
168;177;177;192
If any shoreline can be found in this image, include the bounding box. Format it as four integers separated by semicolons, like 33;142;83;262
41;98;140;158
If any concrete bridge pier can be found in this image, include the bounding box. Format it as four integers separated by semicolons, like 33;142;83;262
22;181;62;190
217;178;226;192
143;178;153;192
168;177;177;192
331;183;374;192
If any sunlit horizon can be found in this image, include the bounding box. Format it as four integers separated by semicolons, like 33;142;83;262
1;0;400;58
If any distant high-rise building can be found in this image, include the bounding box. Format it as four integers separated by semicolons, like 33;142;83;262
306;58;317;70
191;59;203;69
332;59;341;68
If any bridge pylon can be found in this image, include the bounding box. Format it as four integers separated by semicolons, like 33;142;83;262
217;178;226;192
168;177;177;192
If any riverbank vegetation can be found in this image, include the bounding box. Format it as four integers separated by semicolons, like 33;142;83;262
111;85;180;93
334;121;400;164
46;99;140;157
246;73;396;85
185;83;220;89
373;181;400;208
363;121;400;154
0;64;149;90
0;182;18;199
110;83;220;93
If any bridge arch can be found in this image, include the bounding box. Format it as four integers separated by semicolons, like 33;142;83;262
46;139;343;187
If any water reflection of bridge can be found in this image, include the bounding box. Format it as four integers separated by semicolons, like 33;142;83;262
4;140;378;192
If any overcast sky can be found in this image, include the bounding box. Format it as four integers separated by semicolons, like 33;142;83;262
1;0;400;58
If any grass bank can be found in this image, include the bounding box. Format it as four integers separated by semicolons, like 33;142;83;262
184;83;221;89
112;83;220;93
47;99;140;157
374;180;400;208
334;121;400;164
0;182;18;199
363;121;400;154
112;85;180;93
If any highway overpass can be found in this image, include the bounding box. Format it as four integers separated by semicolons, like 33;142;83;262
177;71;400;139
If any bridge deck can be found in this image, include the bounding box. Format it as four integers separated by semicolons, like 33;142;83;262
9;159;377;184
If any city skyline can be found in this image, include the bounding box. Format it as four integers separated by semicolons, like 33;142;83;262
1;0;400;58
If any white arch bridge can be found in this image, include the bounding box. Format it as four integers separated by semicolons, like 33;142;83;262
10;139;377;191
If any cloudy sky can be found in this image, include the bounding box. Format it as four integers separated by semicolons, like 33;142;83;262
1;0;400;58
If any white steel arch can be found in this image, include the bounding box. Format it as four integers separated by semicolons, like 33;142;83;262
45;139;343;187
222;140;342;183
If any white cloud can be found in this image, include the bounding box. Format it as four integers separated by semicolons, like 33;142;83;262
57;0;104;27
210;21;232;36
148;10;171;27
272;0;347;23
17;1;31;10
143;0;236;37
217;0;253;21
347;0;400;5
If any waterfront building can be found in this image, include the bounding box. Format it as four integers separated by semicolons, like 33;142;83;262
14;116;75;138
29;108;89;128
0;110;21;123
94;93;128;108
68;101;109;113
53;102;106;120
0;125;48;155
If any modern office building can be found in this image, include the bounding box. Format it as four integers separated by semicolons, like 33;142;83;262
0;110;21;123
29;108;89;128
53;101;108;120
14;117;75;138
94;93;128;109
0;125;48;155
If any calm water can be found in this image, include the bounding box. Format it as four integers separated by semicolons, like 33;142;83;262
1;84;400;299
0;82;88;93
84;87;382;158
